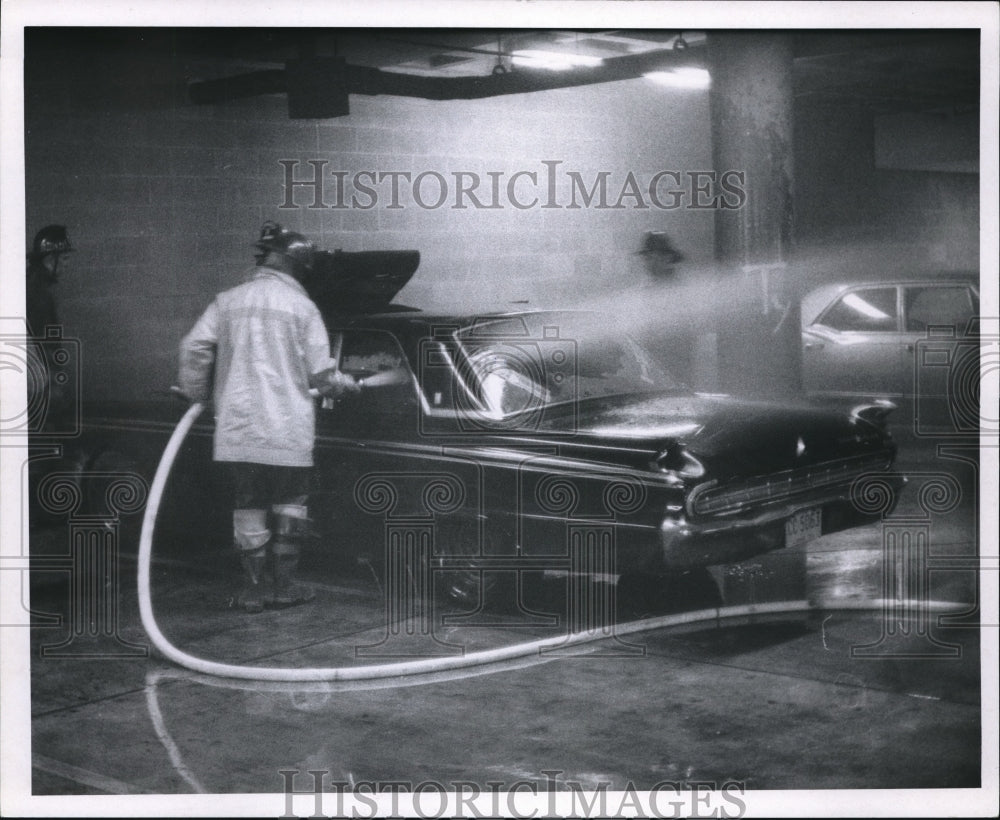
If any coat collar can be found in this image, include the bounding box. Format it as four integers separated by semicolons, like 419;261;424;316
251;265;308;296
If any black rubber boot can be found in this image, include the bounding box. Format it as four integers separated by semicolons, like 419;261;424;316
237;550;268;614
270;547;316;609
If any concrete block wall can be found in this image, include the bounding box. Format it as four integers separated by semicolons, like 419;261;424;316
24;45;714;402
792;99;979;283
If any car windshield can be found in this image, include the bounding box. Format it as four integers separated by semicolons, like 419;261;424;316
454;313;681;418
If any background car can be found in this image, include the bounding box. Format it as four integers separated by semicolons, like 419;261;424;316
800;273;980;433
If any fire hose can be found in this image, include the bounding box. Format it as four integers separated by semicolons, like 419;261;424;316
138;401;967;682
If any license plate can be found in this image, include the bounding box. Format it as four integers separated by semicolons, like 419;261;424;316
785;507;823;548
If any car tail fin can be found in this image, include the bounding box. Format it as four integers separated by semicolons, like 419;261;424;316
850;399;897;428
307;249;420;316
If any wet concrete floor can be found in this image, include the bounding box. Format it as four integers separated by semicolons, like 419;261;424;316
18;431;987;799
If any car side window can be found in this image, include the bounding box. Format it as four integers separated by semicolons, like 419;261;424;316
904;285;977;332
820;287;898;332
337;329;416;411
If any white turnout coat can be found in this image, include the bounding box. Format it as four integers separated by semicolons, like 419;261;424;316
178;267;333;467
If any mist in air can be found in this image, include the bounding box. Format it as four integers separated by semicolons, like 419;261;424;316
552;234;978;397
390;226;980;401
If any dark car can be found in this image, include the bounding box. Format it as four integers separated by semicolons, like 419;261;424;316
77;251;905;607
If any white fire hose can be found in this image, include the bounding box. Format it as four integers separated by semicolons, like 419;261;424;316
138;401;967;682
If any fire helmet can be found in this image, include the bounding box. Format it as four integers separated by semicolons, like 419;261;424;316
31;225;73;258
254;222;315;274
637;231;684;263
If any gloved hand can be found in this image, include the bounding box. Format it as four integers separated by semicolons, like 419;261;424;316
312;368;362;398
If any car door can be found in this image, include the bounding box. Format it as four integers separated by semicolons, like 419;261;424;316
900;282;979;426
311;328;422;559
312;328;485;572
802;285;907;399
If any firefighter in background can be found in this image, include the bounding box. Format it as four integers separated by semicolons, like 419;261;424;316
637;230;685;278
26;224;73;336
25;225;75;430
178;223;359;613
635;230;696;385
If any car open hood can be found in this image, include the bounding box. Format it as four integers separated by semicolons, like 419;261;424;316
307;249;420;316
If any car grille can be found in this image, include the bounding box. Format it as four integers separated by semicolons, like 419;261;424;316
688;452;892;518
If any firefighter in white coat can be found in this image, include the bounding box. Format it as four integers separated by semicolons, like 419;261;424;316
178;223;358;612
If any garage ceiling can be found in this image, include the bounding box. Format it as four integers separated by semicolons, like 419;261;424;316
792;31;979;113
29;28;981;115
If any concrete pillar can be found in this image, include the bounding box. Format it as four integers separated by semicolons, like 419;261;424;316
708;34;801;395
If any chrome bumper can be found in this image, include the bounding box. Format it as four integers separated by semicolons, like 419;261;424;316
659;472;907;568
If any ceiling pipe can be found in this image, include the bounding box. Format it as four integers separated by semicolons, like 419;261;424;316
188;46;706;108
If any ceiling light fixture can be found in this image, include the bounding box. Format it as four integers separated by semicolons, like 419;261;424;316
492;35;508;75
510;49;604;71
644;67;711;90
